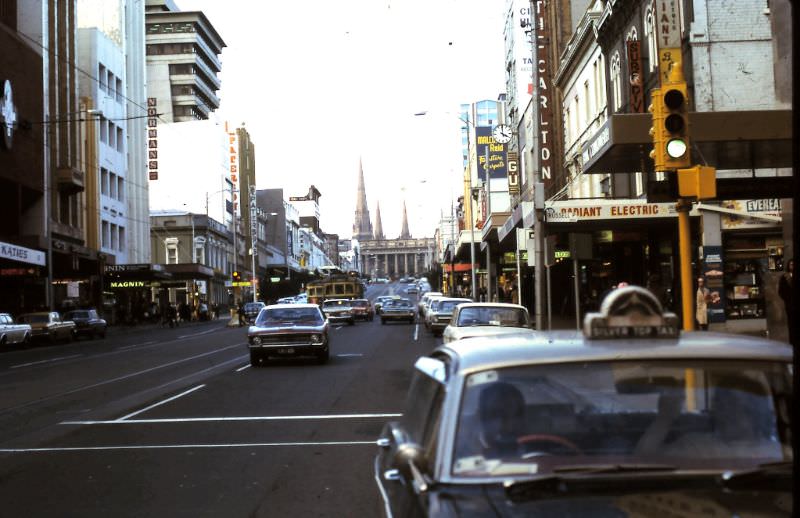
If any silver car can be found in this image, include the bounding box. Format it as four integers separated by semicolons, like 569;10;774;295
376;286;793;516
321;298;355;325
442;302;534;344
424;297;472;336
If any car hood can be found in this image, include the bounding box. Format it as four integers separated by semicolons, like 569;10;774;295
424;485;792;517
249;324;324;333
446;327;535;340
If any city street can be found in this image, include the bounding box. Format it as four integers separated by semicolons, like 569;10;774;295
0;284;434;517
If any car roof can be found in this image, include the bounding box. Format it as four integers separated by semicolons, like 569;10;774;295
440;331;792;375
264;303;320;310
454;302;527;310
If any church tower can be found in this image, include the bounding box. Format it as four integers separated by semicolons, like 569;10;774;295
352;158;373;241
373;201;385;239
399;201;412;239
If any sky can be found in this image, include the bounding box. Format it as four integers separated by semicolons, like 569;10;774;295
177;0;507;239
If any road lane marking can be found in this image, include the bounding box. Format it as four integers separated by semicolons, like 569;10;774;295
116;384;206;421
178;327;223;339
336;353;363;358
235;364;251;372
61;412;402;425
117;341;156;351
10;354;83;369
1;345;246;415
0;441;379;453
414;323;419;341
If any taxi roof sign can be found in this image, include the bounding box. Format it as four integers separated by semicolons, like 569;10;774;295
583;286;679;339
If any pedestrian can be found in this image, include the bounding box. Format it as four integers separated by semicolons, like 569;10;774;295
211;302;218;320
696;276;711;330
237;300;246;326
778;258;794;344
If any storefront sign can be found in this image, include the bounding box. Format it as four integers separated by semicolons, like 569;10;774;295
0;240;46;266
545;199;695;223
105;263;153;273
109;280;148;289
720;199;782;230
655;0;681;86
627;41;644;113
147;97;158;180
533;0;553;185
507;151;520;196
0;79;17;150
0;268;36;276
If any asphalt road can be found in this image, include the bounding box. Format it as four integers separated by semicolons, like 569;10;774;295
0;282;437;517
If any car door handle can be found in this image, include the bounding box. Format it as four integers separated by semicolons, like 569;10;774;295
383;469;401;482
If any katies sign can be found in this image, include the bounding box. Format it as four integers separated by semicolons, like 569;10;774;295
0;240;45;266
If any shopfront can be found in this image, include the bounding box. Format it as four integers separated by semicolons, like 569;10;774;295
105;264;172;324
0;241;46;314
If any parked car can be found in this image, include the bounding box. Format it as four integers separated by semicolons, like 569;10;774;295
350;299;374;321
197;303;210;321
405;284;419;295
247;303;329;365
376;286;793;517
63;309;107;339
0;313;32;346
17;312;76;343
424;297;472;336
380;298;415;324
442;302;535;344
243;301;266;323
418;292;443;316
321;298;355;325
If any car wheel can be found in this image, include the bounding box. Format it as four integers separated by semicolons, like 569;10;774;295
349;319;355;326
22;333;31;346
316;347;329;364
249;351;261;367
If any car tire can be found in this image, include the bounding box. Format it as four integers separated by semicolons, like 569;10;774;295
349;319;355;326
249;351;261;367
316;347;329;364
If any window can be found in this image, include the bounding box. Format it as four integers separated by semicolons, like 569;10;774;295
99;117;107;143
118;227;125;252
108;122;116;149
109;172;117;200
584;81;591;124
115;77;123;103
117;176;124;201
116;126;124;153
165;238;179;264
107;71;115;98
610;51;622;112
100;168;109;196
101;220;110;248
111;223;118;251
98;63;107;92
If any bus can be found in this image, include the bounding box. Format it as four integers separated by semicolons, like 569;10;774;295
306;274;364;305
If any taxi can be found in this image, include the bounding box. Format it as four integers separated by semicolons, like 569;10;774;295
375;286;793;517
442;302;534;344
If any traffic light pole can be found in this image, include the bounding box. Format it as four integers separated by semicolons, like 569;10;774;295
677;199;695;331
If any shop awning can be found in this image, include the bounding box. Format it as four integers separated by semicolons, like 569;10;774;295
497;202;534;243
443;263;478;272
161;263;215;280
581;110;792;199
480;212;511;252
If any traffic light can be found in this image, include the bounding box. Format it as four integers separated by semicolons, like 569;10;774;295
232;270;240;282
648;88;666;172
661;79;691;170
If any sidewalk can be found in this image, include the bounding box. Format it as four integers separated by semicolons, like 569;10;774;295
106;316;230;337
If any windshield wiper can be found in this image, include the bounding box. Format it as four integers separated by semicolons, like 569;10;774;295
719;461;793;490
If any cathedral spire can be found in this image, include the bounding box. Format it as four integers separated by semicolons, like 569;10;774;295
352;158;373;241
399;200;411;239
373;201;385;240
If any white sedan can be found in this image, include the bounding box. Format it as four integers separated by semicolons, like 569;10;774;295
442;302;536;344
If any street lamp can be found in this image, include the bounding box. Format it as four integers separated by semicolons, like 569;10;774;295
414;110;479;301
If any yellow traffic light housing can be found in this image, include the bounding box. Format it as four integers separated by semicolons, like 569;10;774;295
232;270;240;281
662;81;690;169
678;165;717;200
648;88;666;171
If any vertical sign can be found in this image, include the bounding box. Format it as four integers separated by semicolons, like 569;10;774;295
702;245;726;323
507;151;520;198
147;98;158;180
515;0;534;107
476;127;508;180
627;40;644;113
534;0;553;185
227;125;239;215
249;184;258;258
655;0;682;85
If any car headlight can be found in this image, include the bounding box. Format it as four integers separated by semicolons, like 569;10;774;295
251;336;262;345
311;334;322;343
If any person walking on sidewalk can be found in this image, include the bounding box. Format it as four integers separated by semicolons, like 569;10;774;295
696;277;711;330
237;300;246;326
778;259;794;344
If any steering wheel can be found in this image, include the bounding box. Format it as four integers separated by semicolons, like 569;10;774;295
517;434;582;456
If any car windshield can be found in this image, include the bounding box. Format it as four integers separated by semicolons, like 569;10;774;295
255;307;323;326
386;300;412;309
323;300;349;308
456;307;528;327
244;303;263;311
64;311;89;319
18;314;49;324
437;300;466;313
351;300;368;307
452;360;792;478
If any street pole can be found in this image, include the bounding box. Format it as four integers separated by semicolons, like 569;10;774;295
677;199;695;330
469;177;477;302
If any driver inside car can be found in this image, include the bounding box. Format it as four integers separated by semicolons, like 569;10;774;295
478;382;527;457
